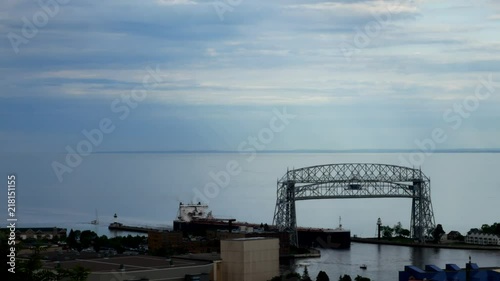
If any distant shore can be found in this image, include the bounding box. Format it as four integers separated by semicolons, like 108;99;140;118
95;148;500;154
352;237;500;251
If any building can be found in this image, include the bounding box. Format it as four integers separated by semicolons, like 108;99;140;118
216;230;290;256
16;227;67;240
441;230;463;243
43;255;213;281
447;230;463;240
465;232;500;245
220;237;279;281
148;230;183;252
399;263;500;281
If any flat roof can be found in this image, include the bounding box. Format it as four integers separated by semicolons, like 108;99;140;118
43;255;210;273
174;253;221;261
227;237;278;241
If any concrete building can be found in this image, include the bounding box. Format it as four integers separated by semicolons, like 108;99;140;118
220;237;279;281
216;230;290;256
465;232;500;245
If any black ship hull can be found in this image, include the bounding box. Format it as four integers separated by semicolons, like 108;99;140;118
174;221;350;249
298;230;351;249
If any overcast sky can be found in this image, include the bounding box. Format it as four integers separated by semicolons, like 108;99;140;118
1;0;500;152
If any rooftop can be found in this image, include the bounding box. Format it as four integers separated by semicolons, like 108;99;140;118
229;237;277;241
43;255;210;273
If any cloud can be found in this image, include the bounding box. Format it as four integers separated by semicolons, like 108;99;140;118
1;0;500;124
156;0;197;5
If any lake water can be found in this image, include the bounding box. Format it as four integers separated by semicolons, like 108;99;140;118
1;152;499;277
287;243;500;281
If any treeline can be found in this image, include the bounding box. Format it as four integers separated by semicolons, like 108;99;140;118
66;229;146;253
470;223;500;235
379;222;411;239
379;222;449;243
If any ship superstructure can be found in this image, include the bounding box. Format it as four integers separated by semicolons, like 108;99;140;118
177;202;213;222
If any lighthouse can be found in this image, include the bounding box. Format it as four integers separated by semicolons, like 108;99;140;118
377;218;382;240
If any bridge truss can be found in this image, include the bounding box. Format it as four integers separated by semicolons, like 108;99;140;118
272;163;435;246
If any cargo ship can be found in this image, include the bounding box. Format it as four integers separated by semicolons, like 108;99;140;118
108;213;166;233
173;202;350;249
297;218;351;249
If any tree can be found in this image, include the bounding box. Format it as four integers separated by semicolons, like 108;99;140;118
481;223;500;235
432;224;445;243
394;222;403;236
285;272;301;280
67;229;77;249
339;275;352;281
354;275;371;281
93;235;106;252
67;229;83;251
6;241;90;281
67;265;90;281
381;226;393;239
79;230;97;249
267;272;301;281
316;270;330;281
400;228;411;238
301;266;312;281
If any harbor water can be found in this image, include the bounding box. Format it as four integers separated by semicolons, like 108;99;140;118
286;242;500;280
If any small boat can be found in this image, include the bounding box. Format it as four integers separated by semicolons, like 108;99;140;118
360;264;367;269
90;209;99;225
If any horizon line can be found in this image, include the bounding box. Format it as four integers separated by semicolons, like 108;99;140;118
94;148;500;154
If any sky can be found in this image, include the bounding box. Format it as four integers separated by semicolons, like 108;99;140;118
1;0;500;152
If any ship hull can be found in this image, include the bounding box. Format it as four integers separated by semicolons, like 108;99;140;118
173;221;350;249
298;230;351;249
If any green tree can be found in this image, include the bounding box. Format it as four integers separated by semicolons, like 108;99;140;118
301;266;312;281
354;275;371;281
316;270;330;281
6;242;90;281
18;245;45;281
400;228;411;238
394;222;403;236
79;230;97;249
92;235;101;252
432;224;445;243
339;274;352;281
66;229;81;251
1;231;11;275
481;223;500;235
285;272;301;280
67;265;90;281
381;226;393;239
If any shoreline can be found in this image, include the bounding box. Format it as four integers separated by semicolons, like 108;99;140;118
351;237;500;251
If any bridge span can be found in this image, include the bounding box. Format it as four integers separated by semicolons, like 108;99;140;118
273;163;435;246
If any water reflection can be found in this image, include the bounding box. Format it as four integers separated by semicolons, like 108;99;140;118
289;243;500;280
411;247;424;267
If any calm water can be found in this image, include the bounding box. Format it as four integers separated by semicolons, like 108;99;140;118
1;152;499;276
288;243;500;281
